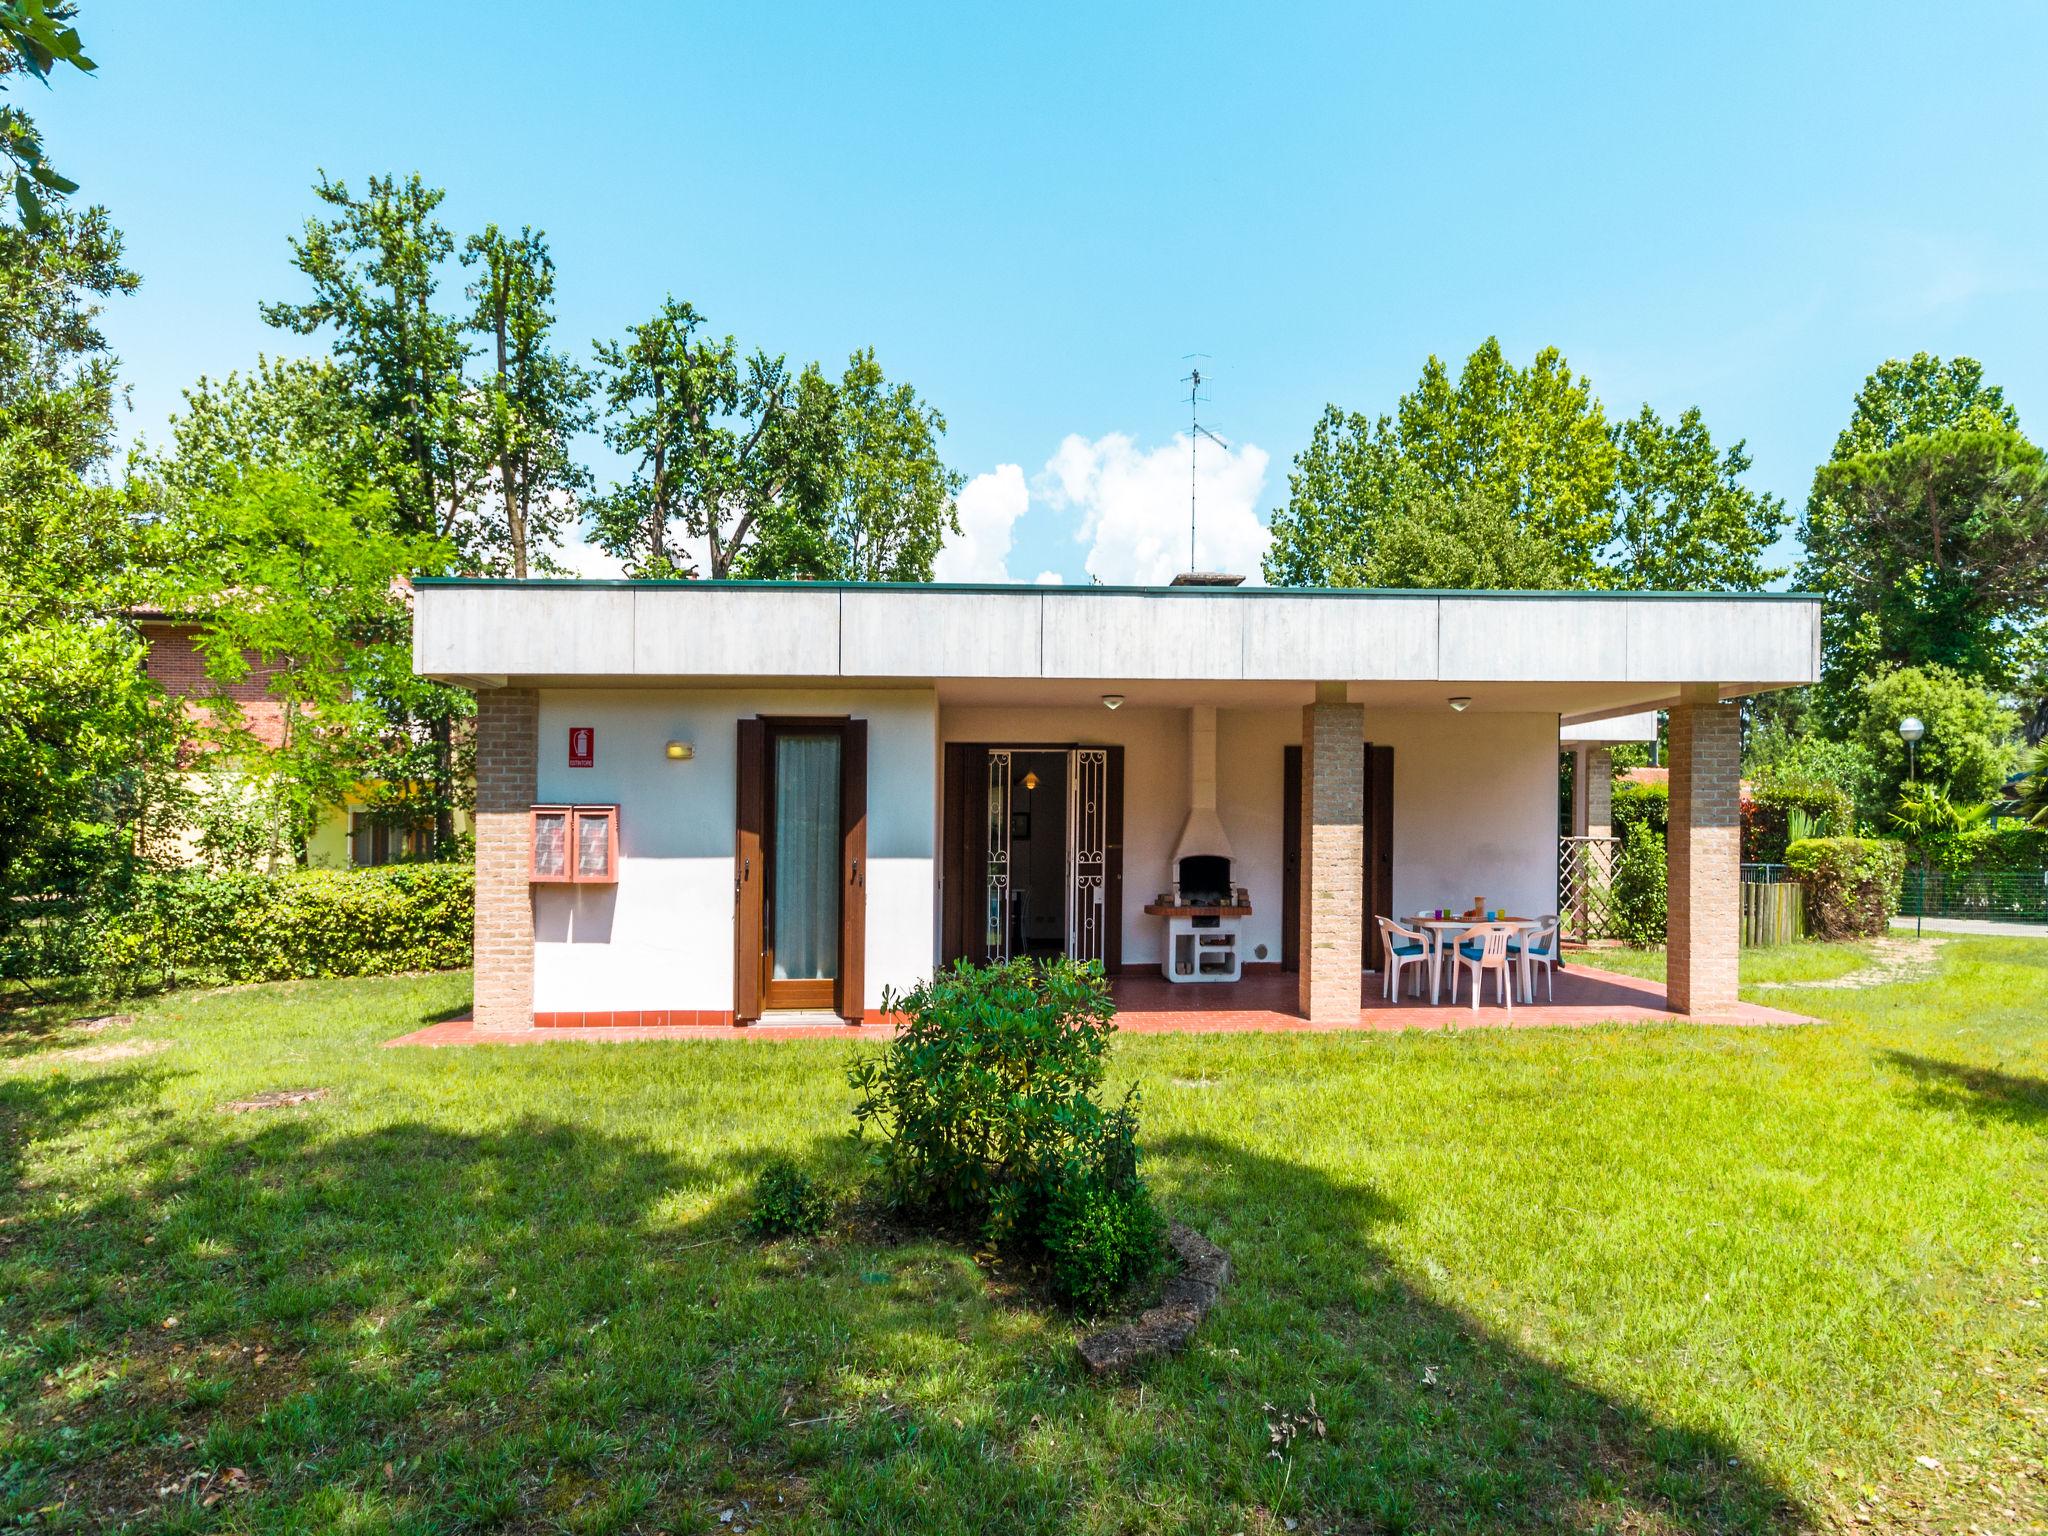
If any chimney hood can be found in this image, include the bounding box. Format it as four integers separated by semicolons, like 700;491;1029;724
1170;705;1234;867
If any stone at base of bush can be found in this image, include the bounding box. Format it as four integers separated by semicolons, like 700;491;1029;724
1076;1223;1231;1377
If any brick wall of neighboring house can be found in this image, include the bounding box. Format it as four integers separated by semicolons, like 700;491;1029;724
138;619;291;751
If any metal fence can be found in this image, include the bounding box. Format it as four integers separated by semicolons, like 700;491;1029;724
1901;868;2048;923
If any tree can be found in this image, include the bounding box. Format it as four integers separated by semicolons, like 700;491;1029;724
738;348;961;581
1;0;91;229
0;203;135;467
153;467;465;860
1799;353;2032;712
260;173;485;547
153;356;382;500
1348;488;1571;590
463;224;591;577
1851;664;2017;813
1609;405;1787;590
1264;339;1782;593
1393;339;1616;581
589;298;834;579
0;196;179;955
1807;426;2048;688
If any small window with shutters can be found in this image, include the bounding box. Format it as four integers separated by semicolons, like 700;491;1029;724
532;805;618;884
572;806;619;883
531;806;571;882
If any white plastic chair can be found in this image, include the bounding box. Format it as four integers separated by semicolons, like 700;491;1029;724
1376;916;1432;1001
1511;915;1560;1003
1447;922;1515;1012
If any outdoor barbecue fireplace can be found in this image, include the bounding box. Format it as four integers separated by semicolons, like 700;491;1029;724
1145;706;1249;984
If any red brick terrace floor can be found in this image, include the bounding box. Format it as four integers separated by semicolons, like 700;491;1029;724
385;961;1811;1047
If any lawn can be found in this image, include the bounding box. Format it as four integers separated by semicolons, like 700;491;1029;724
1;939;2043;1534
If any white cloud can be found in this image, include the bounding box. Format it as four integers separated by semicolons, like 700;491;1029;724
933;464;1030;583
1037;432;1271;586
1033;570;1064;585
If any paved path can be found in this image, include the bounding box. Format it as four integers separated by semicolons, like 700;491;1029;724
1891;916;2048;938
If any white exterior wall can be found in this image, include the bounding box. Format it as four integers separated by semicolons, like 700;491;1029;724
1369;711;1561;923
532;687;936;1014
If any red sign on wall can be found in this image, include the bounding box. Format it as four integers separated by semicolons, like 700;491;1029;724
568;727;595;768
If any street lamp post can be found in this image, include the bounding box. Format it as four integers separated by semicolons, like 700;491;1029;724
1899;716;1927;937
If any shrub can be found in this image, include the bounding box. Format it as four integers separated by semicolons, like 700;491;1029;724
77;863;473;996
1853;665;2018;812
1925;823;2048;876
849;957;1164;1306
1611;779;1668;841
1786;836;1907;940
1611;825;1668;947
1745;778;1855;863
747;1159;832;1240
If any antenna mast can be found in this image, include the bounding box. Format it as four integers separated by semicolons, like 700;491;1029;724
1180;356;1229;572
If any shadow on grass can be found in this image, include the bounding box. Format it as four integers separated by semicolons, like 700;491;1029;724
1884;1050;2048;1128
0;1071;1805;1534
1142;1133;1804;1533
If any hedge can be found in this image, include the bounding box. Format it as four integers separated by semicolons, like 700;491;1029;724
1785;836;1906;941
1744;780;1855;864
1917;823;2048;878
1611;780;1668;840
83;864;473;995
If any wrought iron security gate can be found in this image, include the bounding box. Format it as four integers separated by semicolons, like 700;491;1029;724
984;750;1013;961
1067;748;1108;964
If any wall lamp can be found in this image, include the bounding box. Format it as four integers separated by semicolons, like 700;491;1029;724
1102;694;1124;711
665;740;694;761
1448;696;1472;713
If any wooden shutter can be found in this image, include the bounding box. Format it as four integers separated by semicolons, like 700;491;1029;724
734;719;766;1022
838;719;868;1021
1104;745;1125;975
941;743;970;968
1363;742;1395;955
1281;743;1301;972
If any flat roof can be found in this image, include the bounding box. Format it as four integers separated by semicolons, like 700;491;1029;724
414;576;1821;602
413;579;1822;713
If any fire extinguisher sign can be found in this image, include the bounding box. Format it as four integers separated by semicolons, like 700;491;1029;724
568;727;595;768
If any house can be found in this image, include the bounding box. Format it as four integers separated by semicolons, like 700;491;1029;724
410;577;1820;1028
134;611;437;868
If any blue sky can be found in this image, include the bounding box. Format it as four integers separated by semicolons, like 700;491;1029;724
39;2;2048;583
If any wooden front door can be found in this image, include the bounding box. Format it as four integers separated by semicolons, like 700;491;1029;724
736;717;866;1020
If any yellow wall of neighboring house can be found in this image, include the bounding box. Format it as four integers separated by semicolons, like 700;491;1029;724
305;804;354;869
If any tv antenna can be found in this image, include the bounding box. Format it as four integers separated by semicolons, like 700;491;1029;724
1180;356;1230;572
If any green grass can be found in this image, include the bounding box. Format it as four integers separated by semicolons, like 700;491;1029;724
2;940;2044;1534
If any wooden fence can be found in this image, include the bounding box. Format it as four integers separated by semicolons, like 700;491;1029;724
1741;879;1806;948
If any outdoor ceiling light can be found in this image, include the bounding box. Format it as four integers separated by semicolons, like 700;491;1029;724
1897;716;1925;742
1448;696;1472;713
665;740;693;760
1102;694;1124;711
1022;770;1040;791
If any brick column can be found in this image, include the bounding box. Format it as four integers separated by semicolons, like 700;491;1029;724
473;688;538;1030
1298;694;1365;1023
1584;746;1613;841
1666;692;1740;1015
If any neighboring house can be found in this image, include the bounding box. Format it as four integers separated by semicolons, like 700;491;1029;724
133;611;436;869
411;577;1821;1029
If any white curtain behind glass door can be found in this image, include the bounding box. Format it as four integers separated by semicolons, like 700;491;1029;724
771;733;840;980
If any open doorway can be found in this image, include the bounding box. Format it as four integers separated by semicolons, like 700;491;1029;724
1006;750;1069;959
941;743;1122;971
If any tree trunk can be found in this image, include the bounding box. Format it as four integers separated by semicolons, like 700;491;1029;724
432;714;454;852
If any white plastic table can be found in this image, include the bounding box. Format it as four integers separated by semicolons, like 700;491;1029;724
1415;917;1538;1005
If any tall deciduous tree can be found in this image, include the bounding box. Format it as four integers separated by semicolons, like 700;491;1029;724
1609;405;1787;590
739;348;961;581
260;173;485;547
589;298;833;579
463;224;591;577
